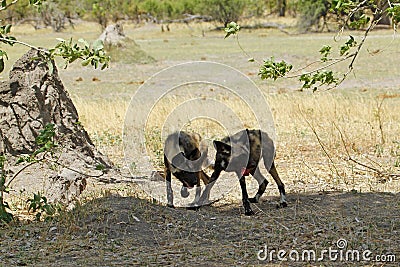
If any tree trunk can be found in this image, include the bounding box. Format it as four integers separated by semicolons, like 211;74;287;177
374;0;391;26
277;0;286;17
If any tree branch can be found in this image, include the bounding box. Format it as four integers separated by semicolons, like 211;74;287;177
299;106;343;179
0;37;50;54
285;53;356;79
333;122;400;179
0;0;19;11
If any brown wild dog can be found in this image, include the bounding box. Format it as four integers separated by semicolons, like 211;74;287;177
200;129;287;215
164;131;211;208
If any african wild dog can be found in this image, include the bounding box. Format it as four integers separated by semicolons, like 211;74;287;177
200;129;287;215
164;131;210;208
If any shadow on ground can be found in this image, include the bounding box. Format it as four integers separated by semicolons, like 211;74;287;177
1;191;399;266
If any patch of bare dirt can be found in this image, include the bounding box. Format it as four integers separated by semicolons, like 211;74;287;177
1;190;398;266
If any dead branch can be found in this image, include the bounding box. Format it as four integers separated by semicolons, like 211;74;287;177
299;107;343;179
333;122;400;179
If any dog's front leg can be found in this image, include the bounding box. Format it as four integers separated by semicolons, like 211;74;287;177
188;179;202;208
191;185;202;207
239;175;255;216
198;169;220;206
198;183;212;206
165;170;174;208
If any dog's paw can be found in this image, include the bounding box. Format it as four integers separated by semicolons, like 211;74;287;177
244;209;255;216
276;201;288;209
167;203;175;209
187;201;201;209
248;197;258;203
198;194;210;206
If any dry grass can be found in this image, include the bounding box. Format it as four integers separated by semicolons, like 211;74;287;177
72;97;128;165
72;87;400;194
268;90;400;194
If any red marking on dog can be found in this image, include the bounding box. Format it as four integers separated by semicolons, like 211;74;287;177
241;167;251;176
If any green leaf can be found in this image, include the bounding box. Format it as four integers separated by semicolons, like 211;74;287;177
387;6;400;25
224;21;240;39
0;206;13;224
340;36;357;56
92;39;104;51
78;38;90;47
299;70;338;91
258;58;293;80
95;164;105;171
0;58;4;73
4;24;12;34
335;0;342;10
319;45;331;62
81;58;90;66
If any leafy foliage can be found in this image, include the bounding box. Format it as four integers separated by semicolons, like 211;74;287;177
16;123;57;164
33;123;57;156
0;24;16;72
27;192;56;221
297;0;330;32
0;155;13;224
258;58;293;81
319;45;332;62
224;0;400;91
2;123;64;224
50;38;110;70
300;70;338;91
295;0;400;31
224;21;240;39
339;35;357;56
0;0;112;225
387;4;400;25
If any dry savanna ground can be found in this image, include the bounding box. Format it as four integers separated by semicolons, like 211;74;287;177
1;20;400;266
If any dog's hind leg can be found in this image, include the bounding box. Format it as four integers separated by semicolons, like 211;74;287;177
165;169;174;208
239;174;255;215
268;161;287;208
248;167;268;203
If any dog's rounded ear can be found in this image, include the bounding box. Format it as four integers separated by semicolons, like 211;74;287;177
213;140;231;153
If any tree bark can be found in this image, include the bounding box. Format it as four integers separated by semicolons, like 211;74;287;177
277;0;286;17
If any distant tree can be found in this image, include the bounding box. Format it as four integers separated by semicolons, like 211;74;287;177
297;0;400;32
39;1;71;32
297;0;330;32
200;0;246;27
277;0;287;16
372;0;391;25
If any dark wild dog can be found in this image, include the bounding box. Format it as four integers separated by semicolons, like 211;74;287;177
164;131;210;208
200;129;287;215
